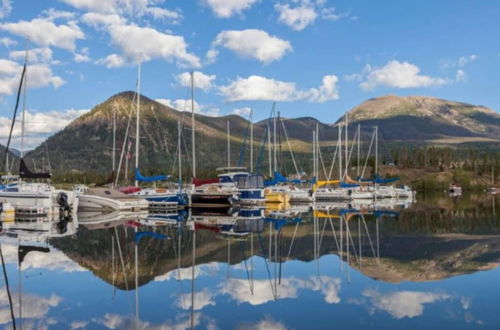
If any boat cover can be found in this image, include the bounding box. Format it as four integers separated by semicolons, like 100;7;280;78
135;168;169;182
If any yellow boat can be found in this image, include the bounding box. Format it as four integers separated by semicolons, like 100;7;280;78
264;186;291;204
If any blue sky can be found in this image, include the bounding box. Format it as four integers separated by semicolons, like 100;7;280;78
0;0;499;148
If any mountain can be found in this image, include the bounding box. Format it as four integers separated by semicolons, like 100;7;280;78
338;95;500;142
24;92;500;176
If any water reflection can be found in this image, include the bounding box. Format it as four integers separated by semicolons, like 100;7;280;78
0;193;497;329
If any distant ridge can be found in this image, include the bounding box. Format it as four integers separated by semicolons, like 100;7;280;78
24;93;500;174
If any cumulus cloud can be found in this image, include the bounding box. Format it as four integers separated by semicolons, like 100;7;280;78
70;321;89;329
238;316;287;330
60;0;182;22
0;0;12;19
0;108;89;149
455;69;466;83
176;71;216;91
0;59;65;96
156;98;220;117
174;289;216;311
0;17;84;51
0;37;17;47
219;74;339;102
233;107;252;117
275;0;347;31
458;54;478;67
154;263;220;281
95;53;126;68
73;47;91;62
219;275;341;305
93;312;204;329
275;2;318;31
211;29;292;64
0;290;62;325
203;0;259;18
363;289;451;319
86;20;200;67
9;47;53;64
359;60;448;91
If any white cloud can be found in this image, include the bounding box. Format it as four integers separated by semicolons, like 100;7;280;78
219;275;341;305
240;316;287;330
275;2;318;31
93;312;203;329
0;59;65;96
174;289;216;311
363;289;451;319
95;54;126;68
0;0;12;19
70;321;89;329
275;1;347;30
0;18;84;51
455;69;466;83
344;73;362;81
0;37;17;47
73;47;91;62
42;8;77;21
107;23;200;67
359;60;448;91
156;98;221;117
10;47;53;64
0;108;89;149
81;12;126;28
0;290;62;325
60;0;183;22
211;29;292;64
233;107;252;116
154;263;220;281
219;74;339;102
308;74;339;102
458;54;478;67
176;71;216;91
203;0;259;18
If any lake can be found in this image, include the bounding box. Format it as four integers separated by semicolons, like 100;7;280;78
0;193;498;329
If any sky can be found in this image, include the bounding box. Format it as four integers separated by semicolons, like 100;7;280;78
0;0;499;149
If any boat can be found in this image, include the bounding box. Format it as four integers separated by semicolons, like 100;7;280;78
217;167;265;205
75;185;149;211
288;185;312;203
189;178;238;208
264;185;291;203
0;49;77;215
449;184;462;196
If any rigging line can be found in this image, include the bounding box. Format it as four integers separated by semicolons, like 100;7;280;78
4;61;26;172
0;244;16;330
361;214;377;259
327;140;340;181
257;233;276;299
361;130;376;179
327;217;340;252
346;220;359;264
280;119;300;177
318;218;328;251
238;240;254;295
149;105;171;157
114;227;133;314
317;137;329;181
345;128;359;177
115;93;136;186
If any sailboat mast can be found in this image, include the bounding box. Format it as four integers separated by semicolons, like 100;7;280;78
227;120;230;167
250;109;253;173
339;123;342;181
312;130;316;179
375;126;378;176
134;62;141;187
273;103;277;173
112;105;116;186
316;123;319;180
20;44;29;159
357;124;360;177
190;71;196;178
345;112;348;178
178;120;182;184
267;123;272;177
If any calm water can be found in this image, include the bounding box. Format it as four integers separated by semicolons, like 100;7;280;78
0;193;499;329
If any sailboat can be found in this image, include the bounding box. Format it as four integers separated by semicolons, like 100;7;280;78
127;63;187;207
188;72;238;209
0;46;78;215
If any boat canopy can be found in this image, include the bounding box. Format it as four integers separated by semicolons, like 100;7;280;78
357;175;399;184
339;182;360;188
264;171;303;186
193;178;219;187
135;168;169;182
233;174;264;189
19;159;51;179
